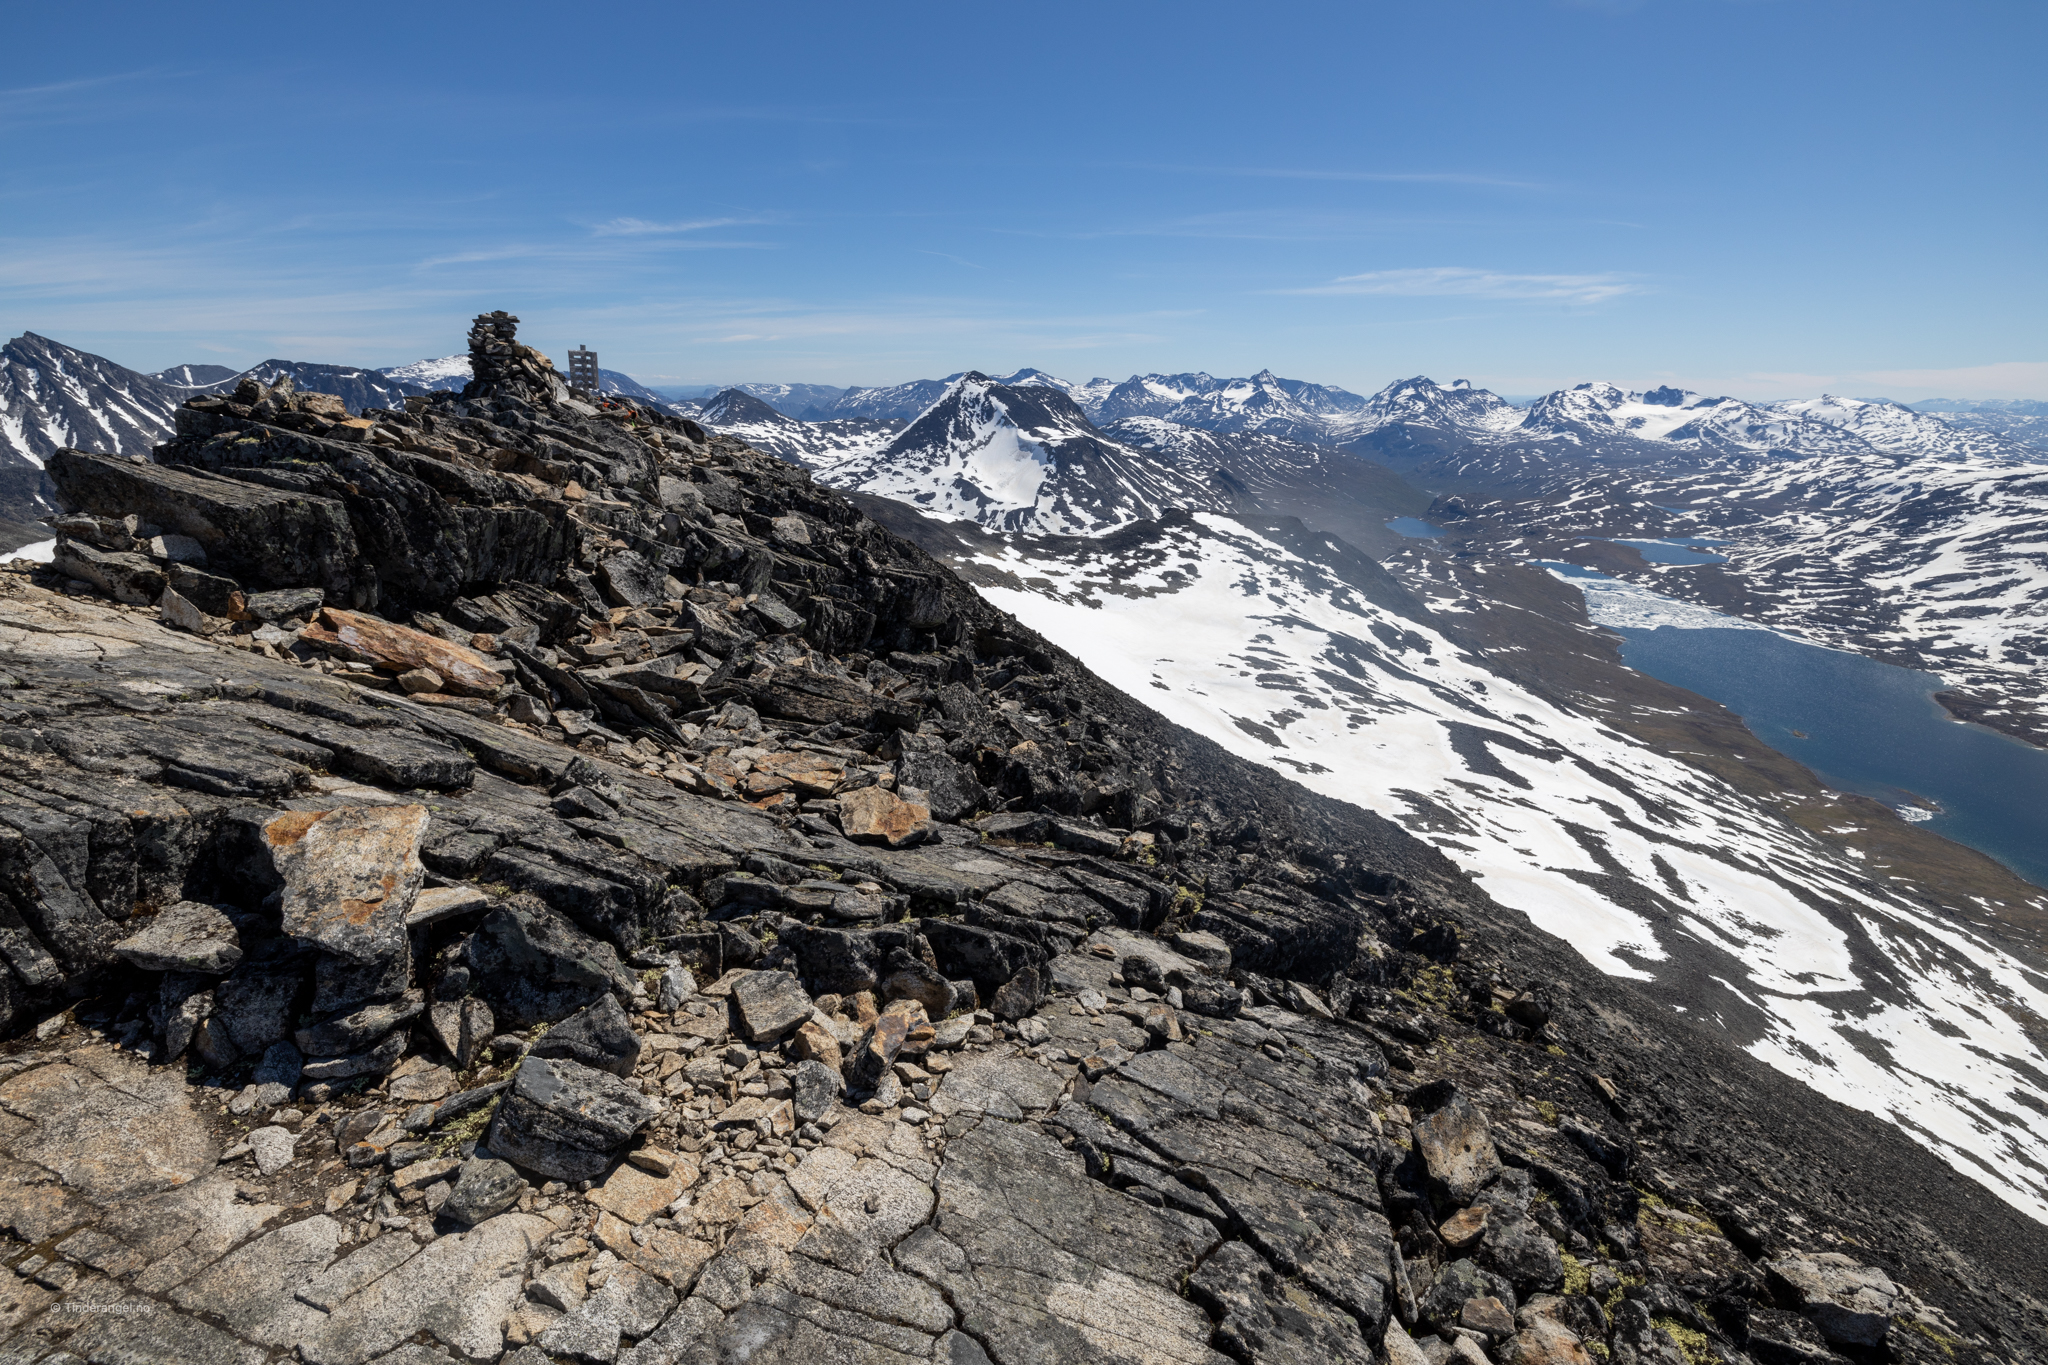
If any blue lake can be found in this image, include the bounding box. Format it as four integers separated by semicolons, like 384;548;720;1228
1387;517;1445;539
1534;560;2048;888
1618;626;2048;889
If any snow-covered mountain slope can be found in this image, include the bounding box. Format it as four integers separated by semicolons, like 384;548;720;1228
0;334;184;507
822;376;959;422
147;363;239;388
1515;382;1878;459
814;373;1225;534
379;355;472;391
905;504;2048;1220
1928;410;2048;453
1771;394;2037;463
1348;375;1524;441
694;388;901;468
1091;372;1221;422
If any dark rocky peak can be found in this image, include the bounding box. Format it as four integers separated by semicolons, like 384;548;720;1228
698;387;797;427
1;306;2039;1365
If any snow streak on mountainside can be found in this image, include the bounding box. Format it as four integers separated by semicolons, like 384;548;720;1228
816;374;1225;534
732;382;848;419
0;333;184;472
822;376;958;422
379;354;473;391
959;510;2048;1220
147;363;238;388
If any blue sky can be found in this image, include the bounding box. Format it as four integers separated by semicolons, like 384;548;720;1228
3;1;2043;399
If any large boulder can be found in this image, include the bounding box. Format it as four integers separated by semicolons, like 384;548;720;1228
47;447;360;604
1408;1081;1501;1206
836;786;932;849
920;920;1047;1001
895;751;986;823
529;993;641;1077
1764;1252;1900;1348
487;1055;662;1181
261;805;429;966
441;1157;526;1226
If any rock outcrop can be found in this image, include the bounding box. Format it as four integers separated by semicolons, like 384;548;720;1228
0;312;2036;1365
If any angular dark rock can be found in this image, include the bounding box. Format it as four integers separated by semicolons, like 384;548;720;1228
468;899;629;1028
844;1012;908;1094
896;750;986;823
792;1058;844;1124
436;1157;526;1228
294;989;425;1056
487;1055;662;1181
1420;1257;1518;1330
987;964;1046;1021
729;969;812;1043
920;919;1047;1000
529;993;641;1077
48;448;360;603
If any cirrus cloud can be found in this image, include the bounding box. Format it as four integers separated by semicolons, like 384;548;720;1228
1282;265;1638;304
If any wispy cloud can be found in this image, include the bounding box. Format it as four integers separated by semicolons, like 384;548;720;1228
1129;164;1544;191
0;69;172;103
1281;266;1638;304
589;216;767;236
918;250;986;270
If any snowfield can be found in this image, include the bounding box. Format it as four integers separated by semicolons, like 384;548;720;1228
961;511;2048;1222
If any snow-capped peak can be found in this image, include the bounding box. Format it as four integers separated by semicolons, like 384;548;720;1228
813;372;1224;535
379;355;473;391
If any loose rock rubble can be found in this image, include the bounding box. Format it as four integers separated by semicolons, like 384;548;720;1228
0;313;2035;1365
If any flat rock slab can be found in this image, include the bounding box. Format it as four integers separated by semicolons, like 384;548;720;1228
898;1116;1228;1365
0;1046;217;1231
928;1047;1067;1119
299;1212;554;1365
589;1160;699;1226
113;900;243;974
264;804;429;964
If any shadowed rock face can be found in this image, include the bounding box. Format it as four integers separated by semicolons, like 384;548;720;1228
0;312;2039;1365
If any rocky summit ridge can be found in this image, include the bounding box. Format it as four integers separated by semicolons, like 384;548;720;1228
0;312;2040;1365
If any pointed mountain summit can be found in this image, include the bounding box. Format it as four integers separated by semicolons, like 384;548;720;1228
818;372;1224;534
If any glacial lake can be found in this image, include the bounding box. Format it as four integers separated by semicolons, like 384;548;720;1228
1541;562;2048;889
